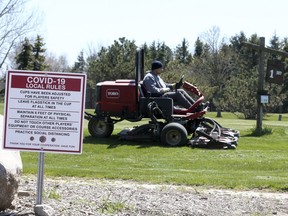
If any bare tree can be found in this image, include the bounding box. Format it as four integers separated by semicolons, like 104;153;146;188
45;52;71;72
0;0;37;70
197;26;235;114
200;26;227;54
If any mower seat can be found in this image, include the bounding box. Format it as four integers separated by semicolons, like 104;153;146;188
139;97;173;120
139;82;148;97
140;82;162;97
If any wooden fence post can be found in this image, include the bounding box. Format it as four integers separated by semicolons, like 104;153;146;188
256;37;265;132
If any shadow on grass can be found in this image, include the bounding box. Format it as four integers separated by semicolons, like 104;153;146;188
83;135;230;150
241;126;273;137
83;134;172;149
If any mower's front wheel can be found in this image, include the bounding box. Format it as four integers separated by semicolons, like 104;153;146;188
161;123;188;146
88;118;114;138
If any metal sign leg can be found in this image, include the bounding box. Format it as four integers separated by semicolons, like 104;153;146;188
36;152;45;205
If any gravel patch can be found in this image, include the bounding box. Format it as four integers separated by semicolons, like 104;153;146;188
1;175;288;216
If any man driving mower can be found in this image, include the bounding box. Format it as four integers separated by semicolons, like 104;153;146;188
143;60;202;113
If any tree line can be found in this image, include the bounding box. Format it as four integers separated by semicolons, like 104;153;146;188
11;29;288;118
1;1;287;118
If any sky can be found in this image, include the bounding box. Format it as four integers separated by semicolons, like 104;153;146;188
29;0;288;65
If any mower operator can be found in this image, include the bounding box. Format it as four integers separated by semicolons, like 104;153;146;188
143;60;195;110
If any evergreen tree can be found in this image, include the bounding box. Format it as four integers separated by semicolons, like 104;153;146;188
15;35;47;71
86;37;137;87
175;38;192;64
230;32;258;68
248;34;260;67
147;41;173;67
83;33;288;115
86;46;108;88
148;41;158;61
269;33;282;51
106;37;137;79
282;38;288;111
16;38;34;70
32;35;47;71
194;37;204;58
142;43;150;71
230;31;247;53
72;50;86;72
158;42;173;66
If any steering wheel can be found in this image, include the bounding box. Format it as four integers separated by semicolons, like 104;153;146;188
175;75;184;91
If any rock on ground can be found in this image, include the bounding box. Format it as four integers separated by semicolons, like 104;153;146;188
0;115;23;211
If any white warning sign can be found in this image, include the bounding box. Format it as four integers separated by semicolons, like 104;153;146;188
2;70;86;154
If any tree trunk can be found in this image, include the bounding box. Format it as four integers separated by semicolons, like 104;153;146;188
216;109;222;117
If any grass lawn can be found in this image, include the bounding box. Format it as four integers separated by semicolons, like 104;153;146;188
1;104;288;191
0;103;4;115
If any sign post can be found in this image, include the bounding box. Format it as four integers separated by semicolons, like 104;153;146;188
36;152;45;205
243;37;288;132
3;70;86;205
257;37;265;131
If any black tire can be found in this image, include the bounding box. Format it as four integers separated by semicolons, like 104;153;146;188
88;118;114;138
161;123;188;146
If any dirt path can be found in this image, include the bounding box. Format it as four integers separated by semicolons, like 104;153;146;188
5;175;288;216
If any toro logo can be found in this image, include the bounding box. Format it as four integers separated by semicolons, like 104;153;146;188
106;89;120;98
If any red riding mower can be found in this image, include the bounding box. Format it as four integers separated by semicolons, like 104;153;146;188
85;49;239;149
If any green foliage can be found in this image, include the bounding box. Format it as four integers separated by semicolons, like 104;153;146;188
47;187;61;199
16;37;34;70
15;35;47;71
83;31;288;114
72;50;85;72
146;41;173;67
12;30;288;116
33;35;47;71
174;38;192;65
3;30;288;117
87;37;137;88
0;102;4;115
194;37;204;58
264;35;287;113
162;60;193;84
190;33;238;111
223;67;258;119
248;125;273;136
99;195;129;214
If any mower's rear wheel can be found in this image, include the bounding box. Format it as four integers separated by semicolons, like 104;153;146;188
88;118;114;138
161;123;188;146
